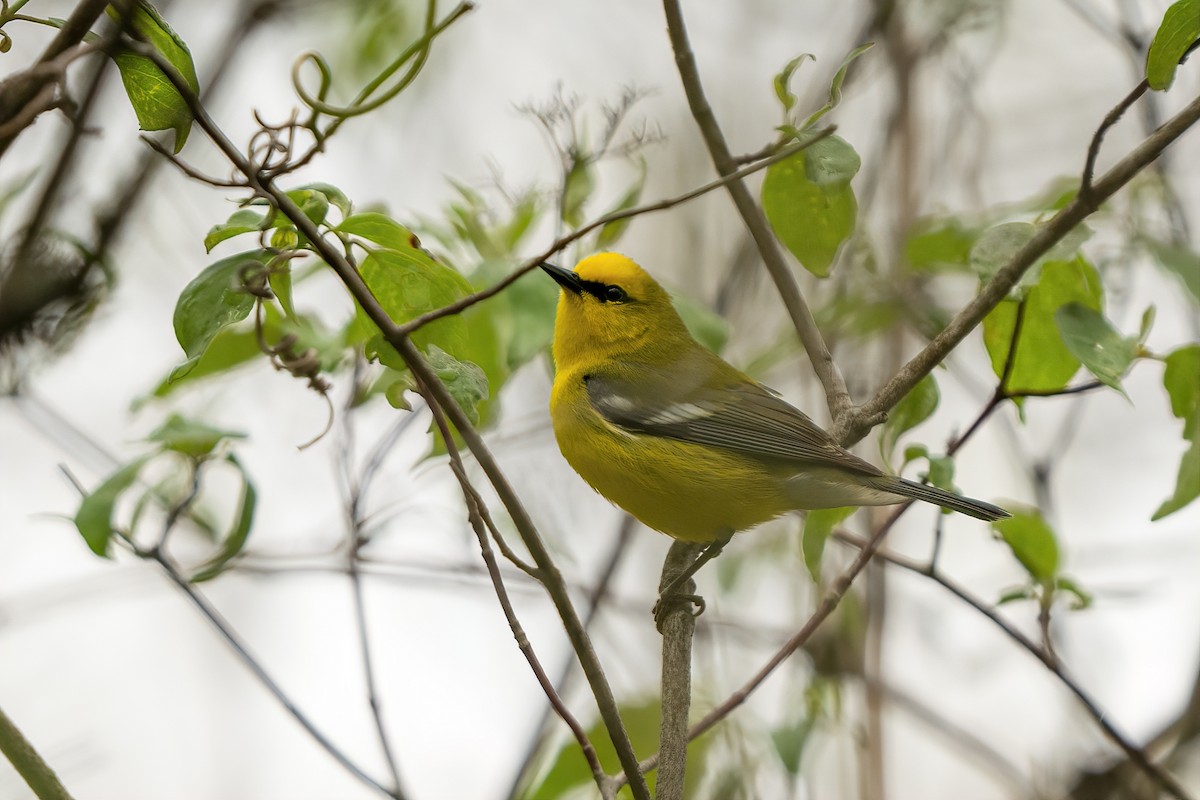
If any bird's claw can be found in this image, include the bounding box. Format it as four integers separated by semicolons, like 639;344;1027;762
653;592;706;632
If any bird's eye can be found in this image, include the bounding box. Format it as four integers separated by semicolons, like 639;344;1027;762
604;285;628;303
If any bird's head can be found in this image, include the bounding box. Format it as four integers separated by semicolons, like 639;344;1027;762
541;253;690;367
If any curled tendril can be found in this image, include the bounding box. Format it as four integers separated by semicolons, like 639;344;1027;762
241;253;334;449
247;109;303;175
290;1;473;120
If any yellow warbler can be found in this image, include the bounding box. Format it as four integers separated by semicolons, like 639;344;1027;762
543;252;1008;548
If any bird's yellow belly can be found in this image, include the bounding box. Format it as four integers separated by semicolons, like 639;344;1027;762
551;392;792;542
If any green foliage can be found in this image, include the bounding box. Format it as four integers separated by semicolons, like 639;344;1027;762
147;414;246;458
190;455;257;582
902;445;957;496
968;220;1092;288
520;697;709;799
1054;303;1138;396
801;507;854;582
983;257;1103;394
171;250;269;378
762;138;859;277
73;456;152;557
107;0;199;152
204;209;270;253
1154;344;1200;519
70;417;254;570
673;293;730;354
1146;0;1200;90
993;508;1059;584
424;344;488;425
904;217;979;272
881;374;939;460
1144;237;1200;302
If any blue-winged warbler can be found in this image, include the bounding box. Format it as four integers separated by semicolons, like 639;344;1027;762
543;252;1008;545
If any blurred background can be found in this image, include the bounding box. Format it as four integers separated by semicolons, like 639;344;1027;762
1;0;1198;798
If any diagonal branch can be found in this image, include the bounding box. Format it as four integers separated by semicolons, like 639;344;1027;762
130;42;654;800
838;89;1200;445
834;530;1195;800
661;0;852;423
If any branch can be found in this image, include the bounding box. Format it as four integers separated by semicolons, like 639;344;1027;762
0;704;74;800
839;89;1200;445
132;43;653;800
833;531;1196;800
0;0;110;156
661;0;852;423
424;389;613;799
656;541;703;800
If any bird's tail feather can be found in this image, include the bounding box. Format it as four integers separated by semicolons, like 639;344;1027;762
881;476;1010;522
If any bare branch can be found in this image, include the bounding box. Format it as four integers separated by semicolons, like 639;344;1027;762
834;531;1195;800
661;0;852;423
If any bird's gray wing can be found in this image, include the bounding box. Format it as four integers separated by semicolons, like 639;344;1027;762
585;355;883;477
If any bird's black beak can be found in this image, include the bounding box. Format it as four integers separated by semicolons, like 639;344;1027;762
540;262;583;295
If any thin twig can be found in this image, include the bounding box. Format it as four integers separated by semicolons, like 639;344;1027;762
394;128;834;338
144;548;400;799
503;516;634;800
662;0;852;423
423;385;612;799
833;531;1195;800
1081;79;1149;197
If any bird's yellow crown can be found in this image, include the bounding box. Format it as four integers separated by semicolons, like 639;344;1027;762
549;253;690;371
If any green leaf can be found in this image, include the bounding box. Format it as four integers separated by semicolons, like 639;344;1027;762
150;324;261;399
997;586;1034;605
108;1;199;152
969;221;1092;288
147;414;246;458
296;182;352;217
1146;0;1200;90
519;697;709;799
762;140;859;277
772;716;817;775
904;217;978;272
73;456;152;557
802;42;874;129
1145;237;1200;302
802;507;854;582
673;293;730;354
561;156;595;228
983;257;1103;394
172;251;269;375
881;374;939;458
204;209;268;253
1163;344;1200;423
1054;303;1137;395
190;454;257;582
425;345;488;425
773;53;814;113
351;243;474;367
288;188;331;227
803;135;862;188
1153;412;1200;520
337;212;419;250
992;508;1059;584
1054;576;1093;610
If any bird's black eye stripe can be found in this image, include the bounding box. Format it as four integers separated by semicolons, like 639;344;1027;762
578;279;632;303
604;285;628;303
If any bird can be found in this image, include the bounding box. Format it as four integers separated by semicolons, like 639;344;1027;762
542;253;1008;594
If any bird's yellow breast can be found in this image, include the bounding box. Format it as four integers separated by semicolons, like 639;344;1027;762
550;367;793;542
